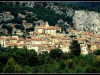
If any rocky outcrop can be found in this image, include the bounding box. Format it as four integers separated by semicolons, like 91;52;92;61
20;1;35;8
65;8;74;17
0;11;14;22
46;3;74;17
34;20;45;25
73;10;100;34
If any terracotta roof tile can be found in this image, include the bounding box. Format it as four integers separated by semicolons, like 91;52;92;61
17;44;25;47
77;39;86;41
86;43;96;45
54;26;61;28
91;49;96;51
9;38;17;40
44;27;56;30
7;43;17;46
65;44;71;46
31;38;41;41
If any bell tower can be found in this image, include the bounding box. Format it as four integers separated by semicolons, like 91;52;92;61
45;21;49;28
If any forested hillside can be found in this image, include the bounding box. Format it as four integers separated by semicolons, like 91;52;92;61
0;2;74;35
1;1;100;35
0;44;100;73
56;1;100;12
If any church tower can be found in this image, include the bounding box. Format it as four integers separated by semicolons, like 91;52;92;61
45;21;49;28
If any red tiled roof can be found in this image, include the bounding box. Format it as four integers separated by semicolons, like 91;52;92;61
53;26;61;28
86;43;96;45
7;43;17;46
17;44;25;47
31;38;41;41
91;49;96;51
77;39;86;41
32;44;45;47
9;38;17;40
44;27;56;30
65;44;71;47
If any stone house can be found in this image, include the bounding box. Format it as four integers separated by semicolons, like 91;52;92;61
17;44;25;49
86;43;97;53
16;31;23;36
9;37;17;43
80;45;88;55
59;44;71;53
34;21;61;35
31;38;42;44
77;38;86;46
12;35;19;40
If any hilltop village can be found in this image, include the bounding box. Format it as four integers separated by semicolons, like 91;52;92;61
0;20;100;55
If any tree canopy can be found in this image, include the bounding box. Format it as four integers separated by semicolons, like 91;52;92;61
69;40;81;56
3;58;21;73
0;45;100;73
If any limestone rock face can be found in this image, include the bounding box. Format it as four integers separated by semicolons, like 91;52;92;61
35;20;45;25
19;1;35;8
0;12;14;22
73;10;100;34
65;8;74;17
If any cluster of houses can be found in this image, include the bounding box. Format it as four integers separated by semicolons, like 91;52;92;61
0;21;100;55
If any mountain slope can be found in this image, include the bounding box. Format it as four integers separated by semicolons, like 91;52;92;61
56;1;100;12
0;1;100;35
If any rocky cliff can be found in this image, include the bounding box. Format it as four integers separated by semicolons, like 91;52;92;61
73;10;100;34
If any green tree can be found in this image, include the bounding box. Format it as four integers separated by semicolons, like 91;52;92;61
67;3;74;8
42;2;47;7
11;10;18;17
69;35;76;38
19;10;26;15
3;58;21;73
62;52;74;60
2;24;7;29
93;49;100;55
15;2;20;6
42;53;51;64
85;66;99;73
69;40;81;56
26;27;34;32
0;52;8;65
42;64;54;73
22;65;32;73
14;64;21;73
27;49;38;66
56;30;60;33
73;66;85;73
6;26;12;34
15;24;25;30
32;66;43;73
49;48;63;60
